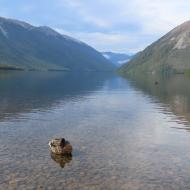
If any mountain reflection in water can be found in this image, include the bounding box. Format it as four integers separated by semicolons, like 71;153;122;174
0;71;113;121
125;74;190;130
1;72;190;189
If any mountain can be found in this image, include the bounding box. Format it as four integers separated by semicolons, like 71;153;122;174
102;52;133;67
119;20;190;75
0;17;115;71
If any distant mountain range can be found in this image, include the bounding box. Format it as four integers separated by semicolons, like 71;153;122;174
102;52;133;67
0;17;115;71
119;20;190;75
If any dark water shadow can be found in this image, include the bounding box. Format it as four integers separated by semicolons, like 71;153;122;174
0;71;114;121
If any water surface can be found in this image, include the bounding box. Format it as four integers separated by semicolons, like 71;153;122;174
1;72;190;190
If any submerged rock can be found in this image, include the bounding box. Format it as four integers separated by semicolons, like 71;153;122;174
48;138;72;155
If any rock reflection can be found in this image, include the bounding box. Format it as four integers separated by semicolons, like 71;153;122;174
50;152;72;168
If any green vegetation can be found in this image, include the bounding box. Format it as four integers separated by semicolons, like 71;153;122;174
0;17;115;71
119;21;190;75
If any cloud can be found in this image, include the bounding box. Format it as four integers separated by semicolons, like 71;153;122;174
58;0;190;32
55;0;190;52
1;0;190;53
58;0;111;28
19;4;35;13
55;28;152;53
124;0;190;34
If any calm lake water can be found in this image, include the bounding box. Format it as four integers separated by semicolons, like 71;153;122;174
1;72;190;190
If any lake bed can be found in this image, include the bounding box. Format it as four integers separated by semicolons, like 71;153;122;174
1;72;190;190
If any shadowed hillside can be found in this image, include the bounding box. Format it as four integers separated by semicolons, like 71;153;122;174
119;20;190;74
0;17;115;71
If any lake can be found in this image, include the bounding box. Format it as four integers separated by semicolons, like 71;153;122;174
1;72;190;190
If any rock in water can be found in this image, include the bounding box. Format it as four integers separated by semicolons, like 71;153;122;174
48;138;72;155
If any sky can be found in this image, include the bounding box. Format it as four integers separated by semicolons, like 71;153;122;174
0;0;190;54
